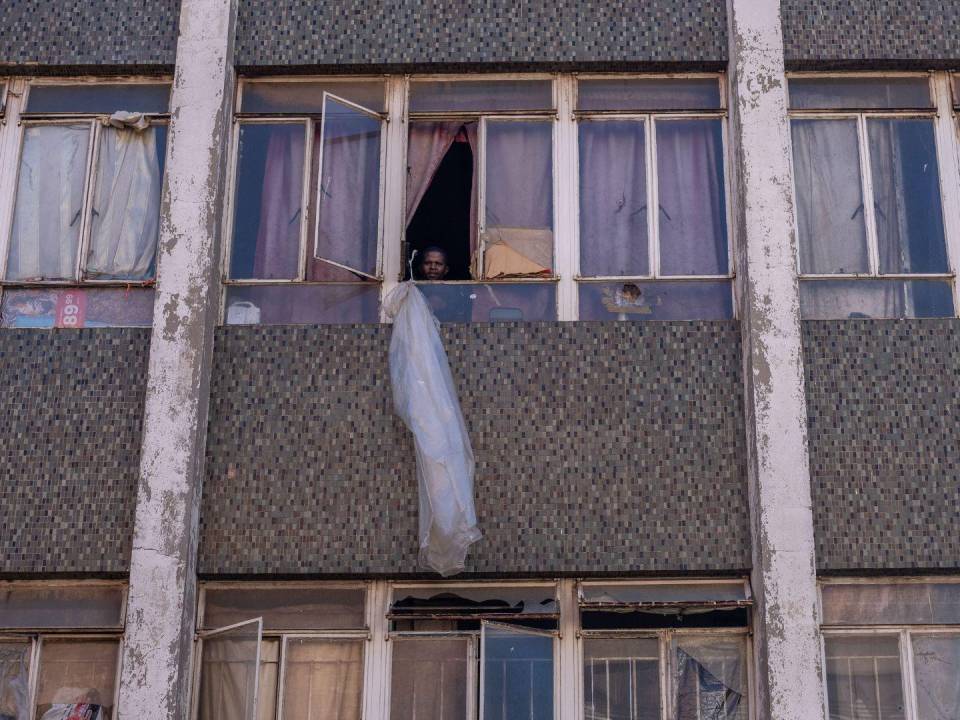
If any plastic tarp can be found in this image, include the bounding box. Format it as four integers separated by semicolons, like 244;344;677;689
385;282;482;576
674;637;747;720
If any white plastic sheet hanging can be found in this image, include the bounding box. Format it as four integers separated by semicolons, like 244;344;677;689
384;282;482;576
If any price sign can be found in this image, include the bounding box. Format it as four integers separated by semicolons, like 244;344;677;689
55;290;87;328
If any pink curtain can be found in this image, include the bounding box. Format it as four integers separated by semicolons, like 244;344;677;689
465;123;480;274
253;125;305;279
405;122;461;225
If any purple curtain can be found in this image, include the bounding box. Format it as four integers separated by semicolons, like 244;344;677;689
252;125;305;279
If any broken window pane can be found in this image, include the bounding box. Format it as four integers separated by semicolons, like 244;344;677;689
583;638;660;720
791;119;869;274
578;281;733;321
0;642;30;720
0;585;125;629
390;637;471;720
392;586;558;619
867;118;948;274
202;587;366;631
241;81;385;114
912;635;960;720
481;623;553;720
7;124;90;281
281;639;363;720
825;636;906;720
578;120;649;277
656;118;728;276
416;282;556;323
789;77;932;110
223;284;380;325
580;582;749;607
577;78;721;111
409;81;553;113
86;124;167;280
35;638;119;720
26;84;170;114
314;95;382;278
798;279;954;319
0;288;155;329
821;582;960;626
230;122;305;280
674;636;747;720
197;619;262;720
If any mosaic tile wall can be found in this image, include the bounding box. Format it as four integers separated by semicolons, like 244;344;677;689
804;320;960;572
199;322;751;576
0;0;179;71
235;0;729;69
0;329;150;574
782;0;960;67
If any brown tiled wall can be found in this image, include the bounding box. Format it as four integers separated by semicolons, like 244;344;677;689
199;322;751;576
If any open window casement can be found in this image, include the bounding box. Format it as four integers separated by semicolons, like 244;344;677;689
196;618;263;720
479;621;555;720
313;92;383;280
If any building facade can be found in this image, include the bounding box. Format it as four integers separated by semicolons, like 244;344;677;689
0;1;959;719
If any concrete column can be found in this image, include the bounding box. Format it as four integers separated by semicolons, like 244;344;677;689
725;1;825;719
118;1;236;718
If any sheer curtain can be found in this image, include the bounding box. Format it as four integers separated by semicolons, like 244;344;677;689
7;124;89;281
281;640;363;720
406;122;462;225
578;120;649;277
86;125;162;280
252;124;305;279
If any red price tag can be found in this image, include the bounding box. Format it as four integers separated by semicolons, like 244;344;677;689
55;290;87;328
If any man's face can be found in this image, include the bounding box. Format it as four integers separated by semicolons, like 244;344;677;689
420;250;449;280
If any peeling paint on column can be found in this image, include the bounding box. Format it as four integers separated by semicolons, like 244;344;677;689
726;0;825;719
118;1;237;719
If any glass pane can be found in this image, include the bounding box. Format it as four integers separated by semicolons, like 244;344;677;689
822;582;960;626
223;284;380;325
230;123;305;280
416;282;556;322
0;642;30;720
581;582;748;606
281;639;363;720
315;95;381;277
674;636;747;720
257;640;280;720
0;288;155;329
27;84;170;114
912;635;960;720
390;637;470;720
86;125;167;280
825;636;906;720
197;620;261;720
241;81;385;113
35;639;119;720
7;124;90;281
578;281;733;321
409;81;554;113
656;119;728;275
867;119;948;274
799;279;954;319
789;77;932;110
0;585;125;629
578;77;721;111
392;586;559;617
792;119;869;274
578;120;649;277
481;623;553;720
583;638;660;720
484;121;553;278
202;587;366;631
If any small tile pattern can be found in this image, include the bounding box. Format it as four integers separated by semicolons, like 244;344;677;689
0;328;150;574
199;321;751;576
0;0;179;70
235;0;729;69
803;320;960;572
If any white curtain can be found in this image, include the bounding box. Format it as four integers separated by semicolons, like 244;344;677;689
86;125;162;279
7;124;89;281
281;640;363;720
0;644;30;720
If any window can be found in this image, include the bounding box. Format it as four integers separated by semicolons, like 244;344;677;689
820;579;960;720
788;75;955;319
0;582;126;720
223;79;386;325
575;77;733;321
0;80;170;328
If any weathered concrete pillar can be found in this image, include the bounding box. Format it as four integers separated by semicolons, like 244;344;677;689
725;1;825;719
118;1;236;718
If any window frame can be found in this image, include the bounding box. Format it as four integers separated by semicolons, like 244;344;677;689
0;76;172;290
786;72;960;317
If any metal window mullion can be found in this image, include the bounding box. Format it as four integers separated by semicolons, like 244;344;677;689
557;578;580;720
659;632;671;720
719;106;736;318
647;115;660;279
75;119;100;281
901;628;919;720
276;635;289;720
478;116;488;280
931;71;960;317
858;113;881;276
298;119;314;281
361;580;390;720
554;76;578;321
27;635;41;720
0;78;27;283
379;76;408;318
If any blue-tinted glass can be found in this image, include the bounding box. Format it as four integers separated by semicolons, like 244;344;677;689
578;78;721;111
799;279;954;319
483;626;553;720
409;81;554;113
578;281;733;321
789;77;931;110
27;84;170;114
416;282;556;323
241;81;385;113
224;284;380;325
